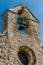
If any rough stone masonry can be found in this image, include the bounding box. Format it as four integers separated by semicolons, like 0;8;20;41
0;4;43;65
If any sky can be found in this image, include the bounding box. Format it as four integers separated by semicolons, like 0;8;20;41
0;0;43;45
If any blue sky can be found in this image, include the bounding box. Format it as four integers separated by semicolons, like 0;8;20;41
0;0;43;45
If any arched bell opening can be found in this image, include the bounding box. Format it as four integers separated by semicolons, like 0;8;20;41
16;6;31;34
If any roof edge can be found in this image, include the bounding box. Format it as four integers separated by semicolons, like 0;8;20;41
1;3;40;23
1;9;8;16
9;3;40;23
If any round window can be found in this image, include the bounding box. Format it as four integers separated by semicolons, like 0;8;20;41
18;46;36;65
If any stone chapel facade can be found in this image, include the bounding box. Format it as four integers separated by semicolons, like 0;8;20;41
0;4;43;65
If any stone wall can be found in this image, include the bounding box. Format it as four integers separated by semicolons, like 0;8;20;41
0;4;43;65
0;32;43;65
2;11;8;32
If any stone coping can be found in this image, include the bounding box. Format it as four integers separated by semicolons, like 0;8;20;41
0;30;7;37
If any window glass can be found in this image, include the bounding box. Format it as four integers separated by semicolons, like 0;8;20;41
18;51;29;65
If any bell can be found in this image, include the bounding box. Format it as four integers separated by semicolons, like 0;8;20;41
19;25;25;30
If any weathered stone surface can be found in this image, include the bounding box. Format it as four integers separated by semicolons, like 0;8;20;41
0;4;43;65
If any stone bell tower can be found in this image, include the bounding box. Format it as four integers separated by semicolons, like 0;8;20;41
0;4;43;65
